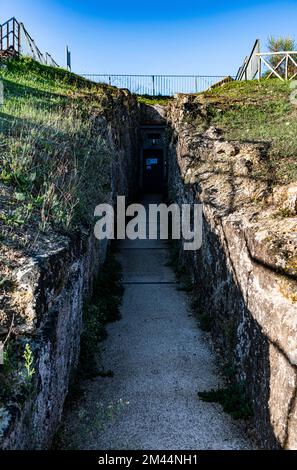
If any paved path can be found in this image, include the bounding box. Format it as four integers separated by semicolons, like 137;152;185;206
61;196;253;450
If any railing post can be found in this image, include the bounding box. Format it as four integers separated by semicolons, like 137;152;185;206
12;18;15;51
152;75;155;96
195;76;198;93
285;53;289;80
258;55;261;80
17;20;21;53
6;21;8;49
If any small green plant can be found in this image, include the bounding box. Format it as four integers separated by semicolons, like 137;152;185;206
198;382;252;420
274;207;295;218
21;343;36;389
79;399;128;436
0;206;29;226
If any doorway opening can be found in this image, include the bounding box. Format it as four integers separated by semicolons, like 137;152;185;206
139;124;167;195
142;149;164;193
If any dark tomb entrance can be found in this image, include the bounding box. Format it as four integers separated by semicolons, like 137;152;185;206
142;148;164;193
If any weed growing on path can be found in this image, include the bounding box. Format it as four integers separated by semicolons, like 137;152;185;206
198;382;252;420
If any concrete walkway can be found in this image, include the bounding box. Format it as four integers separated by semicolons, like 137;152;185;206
62;196;253;450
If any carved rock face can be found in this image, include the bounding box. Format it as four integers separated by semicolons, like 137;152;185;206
167;95;297;449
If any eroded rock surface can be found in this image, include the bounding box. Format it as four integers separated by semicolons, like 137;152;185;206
0;89;140;449
167;95;297;449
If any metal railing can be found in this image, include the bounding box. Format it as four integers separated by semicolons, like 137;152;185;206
0;17;21;53
0;17;59;67
80;74;229;96
236;40;297;81
0;17;231;94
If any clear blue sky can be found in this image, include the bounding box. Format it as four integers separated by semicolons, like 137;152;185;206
1;1;296;75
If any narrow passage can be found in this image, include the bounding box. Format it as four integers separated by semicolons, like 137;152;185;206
62;195;253;450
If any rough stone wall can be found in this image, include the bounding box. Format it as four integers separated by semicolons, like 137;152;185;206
167;95;297;449
0;90;139;449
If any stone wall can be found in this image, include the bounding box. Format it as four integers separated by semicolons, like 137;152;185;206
3;89;297;450
0;90;139;449
167;95;297;449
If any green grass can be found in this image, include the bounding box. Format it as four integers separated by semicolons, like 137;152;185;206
193;79;297;183
0;337;38;407
0;57;118;233
136;94;172;106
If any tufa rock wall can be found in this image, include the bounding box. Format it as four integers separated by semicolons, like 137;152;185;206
167;95;297;449
0;90;139;449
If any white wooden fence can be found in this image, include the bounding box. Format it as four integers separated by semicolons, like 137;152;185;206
236;40;297;81
257;51;297;81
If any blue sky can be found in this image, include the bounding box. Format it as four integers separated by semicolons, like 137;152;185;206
1;1;296;75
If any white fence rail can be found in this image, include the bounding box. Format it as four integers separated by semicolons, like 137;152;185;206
257;51;297;81
237;40;297;81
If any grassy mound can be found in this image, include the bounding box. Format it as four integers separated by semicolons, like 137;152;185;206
0;57;118;234
196;79;297;183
